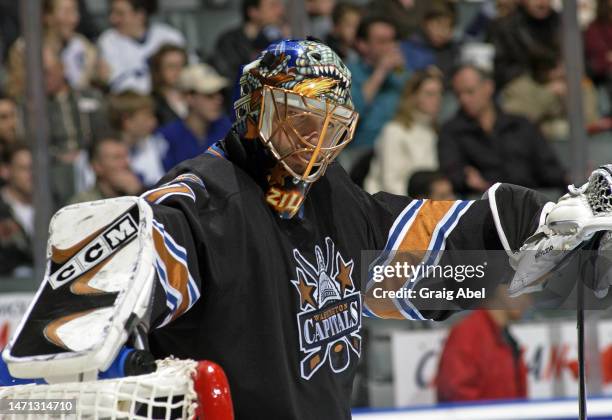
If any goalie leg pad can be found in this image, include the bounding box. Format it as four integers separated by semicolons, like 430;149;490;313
2;197;156;382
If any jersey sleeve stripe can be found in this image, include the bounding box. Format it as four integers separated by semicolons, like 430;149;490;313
426;200;473;255
154;260;181;312
364;199;426;319
397;200;456;252
152;225;187;324
393;200;474;319
402;201;474;285
151;220;200;326
487;183;513;254
206;143;227;159
365;199;424;292
393;298;424;320
365;200;474;321
154;219;200;306
170;173;206;189
384;199;424;251
143;183;195;204
362;304;378;318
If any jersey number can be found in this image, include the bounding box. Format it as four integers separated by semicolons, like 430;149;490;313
266;187;304;214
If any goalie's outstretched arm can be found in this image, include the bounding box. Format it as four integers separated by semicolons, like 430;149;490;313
364;166;612;321
361;182;577;321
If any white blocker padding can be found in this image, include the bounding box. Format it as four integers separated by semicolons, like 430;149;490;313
2;197;156;382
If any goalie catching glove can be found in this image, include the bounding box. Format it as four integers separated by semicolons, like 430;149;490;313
509;165;612;297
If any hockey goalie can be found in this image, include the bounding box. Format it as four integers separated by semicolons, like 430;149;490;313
3;39;612;420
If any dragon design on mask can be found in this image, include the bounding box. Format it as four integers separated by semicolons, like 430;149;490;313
234;39;353;137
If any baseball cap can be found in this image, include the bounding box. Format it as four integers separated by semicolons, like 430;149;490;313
178;63;229;94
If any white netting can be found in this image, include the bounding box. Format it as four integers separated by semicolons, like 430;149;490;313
0;358;199;420
586;167;612;215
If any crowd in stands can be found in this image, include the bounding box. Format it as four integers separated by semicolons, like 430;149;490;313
0;0;610;407
0;0;610;283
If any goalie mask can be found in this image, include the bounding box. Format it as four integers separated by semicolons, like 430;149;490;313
234;39;359;219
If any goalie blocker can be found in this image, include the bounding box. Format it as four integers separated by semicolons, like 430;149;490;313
1;196;234;419
3;197;158;382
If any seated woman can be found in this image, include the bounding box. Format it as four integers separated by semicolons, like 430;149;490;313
149;44;189;126
7;0;97;96
365;68;443;195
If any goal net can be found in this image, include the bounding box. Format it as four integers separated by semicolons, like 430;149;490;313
0;357;232;420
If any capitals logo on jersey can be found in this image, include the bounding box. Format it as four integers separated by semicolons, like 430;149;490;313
292;237;362;380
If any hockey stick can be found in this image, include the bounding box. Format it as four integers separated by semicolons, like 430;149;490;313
578;276;586;420
578;231;605;420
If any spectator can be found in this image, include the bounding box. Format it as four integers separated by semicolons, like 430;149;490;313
68;136;142;204
575;0;598;29
347;16;408;156
97;0;185;93
0;94;20;188
401;0;461;83
11;46;109;205
150;44;189;126
438;64;566;195
75;0;100;41
0;94;19;160
585;0;612;110
436;288;530;402
306;0;335;41
490;0;561;89
501;54;600;140
7;0;97;96
0;0;20;62
367;0;430;39
109;91;167;187
324;3;361;61
0;147;7;188
43;0;97;90
464;0;518;41
0;144;33;276
158;64;231;171
211;0;286;84
11;46;108;157
407;170;455;200
364;68;443;195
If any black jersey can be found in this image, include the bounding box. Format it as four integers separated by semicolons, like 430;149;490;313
144;139;548;420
